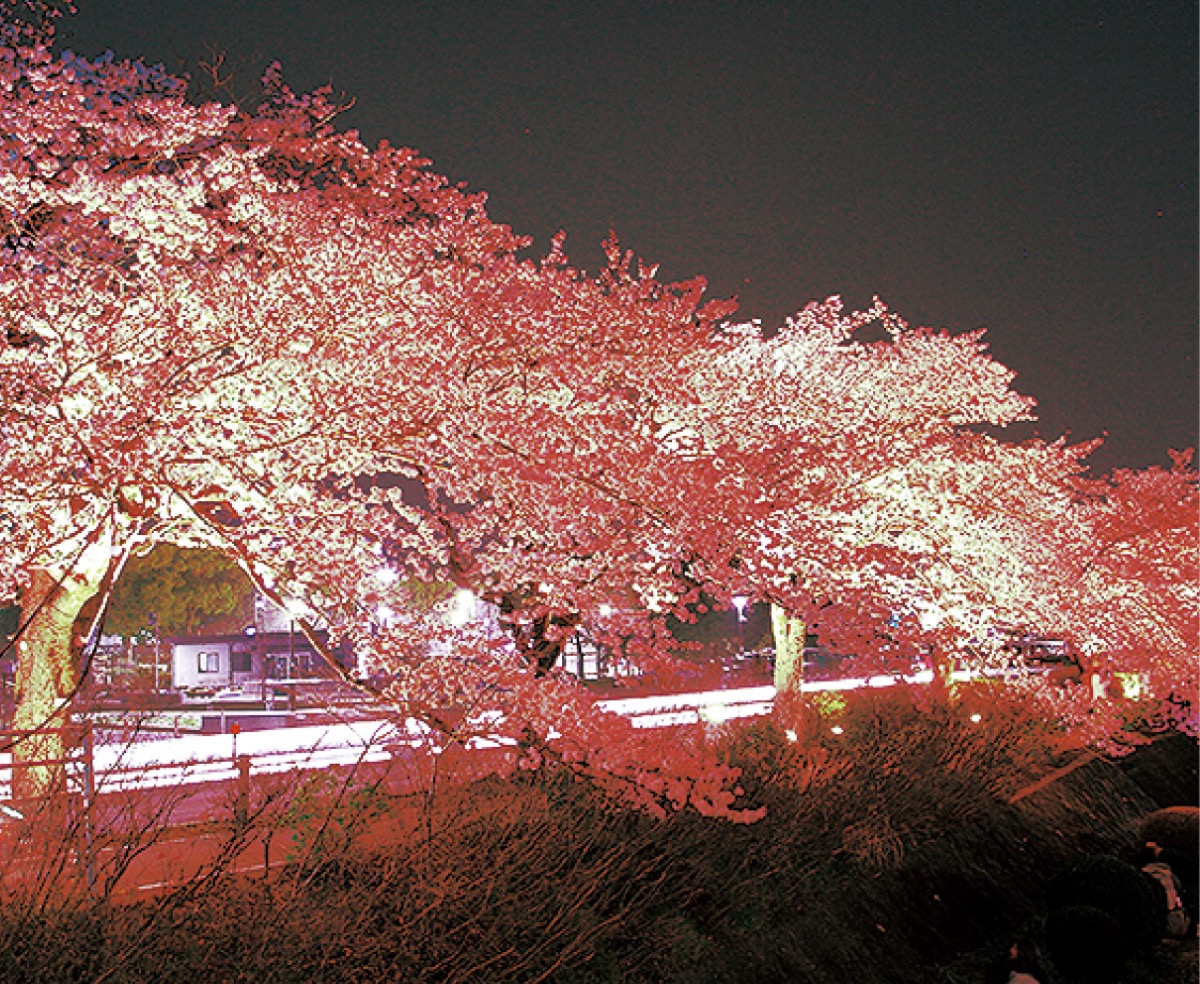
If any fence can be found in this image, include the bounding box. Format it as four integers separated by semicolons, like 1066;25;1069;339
0;722;96;813
0;723;98;894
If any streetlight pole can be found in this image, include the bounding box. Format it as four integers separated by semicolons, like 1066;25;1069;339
282;598;309;712
147;611;161;692
287;616;297;711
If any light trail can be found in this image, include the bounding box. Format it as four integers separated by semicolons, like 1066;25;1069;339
0;670;977;799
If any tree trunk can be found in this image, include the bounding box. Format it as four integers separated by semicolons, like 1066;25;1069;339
12;562;106;800
926;643;953;696
498;590;580;677
771;603;806;693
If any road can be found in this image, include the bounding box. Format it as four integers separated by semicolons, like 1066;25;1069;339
0;670;982;898
3;670;969;802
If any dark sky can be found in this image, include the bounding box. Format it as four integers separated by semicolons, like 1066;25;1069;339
61;1;1197;473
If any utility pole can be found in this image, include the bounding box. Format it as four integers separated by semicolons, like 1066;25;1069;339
148;611;161;691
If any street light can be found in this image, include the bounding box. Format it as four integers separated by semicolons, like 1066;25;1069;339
447;589;475;627
732;596;749;656
250;591;268;703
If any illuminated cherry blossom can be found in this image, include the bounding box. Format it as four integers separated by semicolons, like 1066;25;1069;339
2;19;1194;805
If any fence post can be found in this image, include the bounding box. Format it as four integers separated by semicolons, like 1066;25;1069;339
234;754;250;832
81;721;96;897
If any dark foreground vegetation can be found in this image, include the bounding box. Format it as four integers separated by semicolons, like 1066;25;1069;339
1;684;1195;984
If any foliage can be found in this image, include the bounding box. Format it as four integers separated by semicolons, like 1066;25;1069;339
404;660;766;822
400;578;456;613
0;4;1195;805
104;544;252;637
0;717;1194;983
280;768;393;867
737;683;1067;868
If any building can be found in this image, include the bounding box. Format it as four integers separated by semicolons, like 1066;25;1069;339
169;629;335;692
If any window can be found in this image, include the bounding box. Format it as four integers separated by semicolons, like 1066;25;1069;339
232;650;252;674
198;650;220;674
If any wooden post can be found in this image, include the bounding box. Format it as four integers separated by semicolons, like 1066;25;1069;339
234;753;251;832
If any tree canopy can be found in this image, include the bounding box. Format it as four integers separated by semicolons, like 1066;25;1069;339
103;544;251;637
1;11;1195;807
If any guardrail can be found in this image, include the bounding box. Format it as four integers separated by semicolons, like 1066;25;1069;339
0;724;99;893
0;723;96;814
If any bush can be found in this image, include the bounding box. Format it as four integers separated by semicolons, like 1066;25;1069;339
1045;854;1164;952
0;709;1191;983
1045;905;1129;983
752;683;1054;871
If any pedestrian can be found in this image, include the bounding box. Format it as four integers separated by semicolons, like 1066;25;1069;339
985;936;1047;984
1140;841;1192;938
1005;937;1047;984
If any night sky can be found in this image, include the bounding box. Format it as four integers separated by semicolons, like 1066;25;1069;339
59;1;1197;474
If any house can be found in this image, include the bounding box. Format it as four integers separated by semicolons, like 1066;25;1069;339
169;629;332;691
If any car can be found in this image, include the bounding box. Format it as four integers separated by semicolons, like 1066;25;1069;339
216;686;270;704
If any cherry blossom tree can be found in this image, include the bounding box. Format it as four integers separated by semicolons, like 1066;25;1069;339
0;22;751;800
1;13;1194;805
687;307;1196;700
1058;453;1197;700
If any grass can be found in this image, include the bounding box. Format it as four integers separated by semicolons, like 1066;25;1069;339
0;683;1194;983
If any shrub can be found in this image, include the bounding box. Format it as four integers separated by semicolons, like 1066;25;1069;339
0;706;1191;983
753;683;1056;871
1045;854;1164;952
1044;904;1128;983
